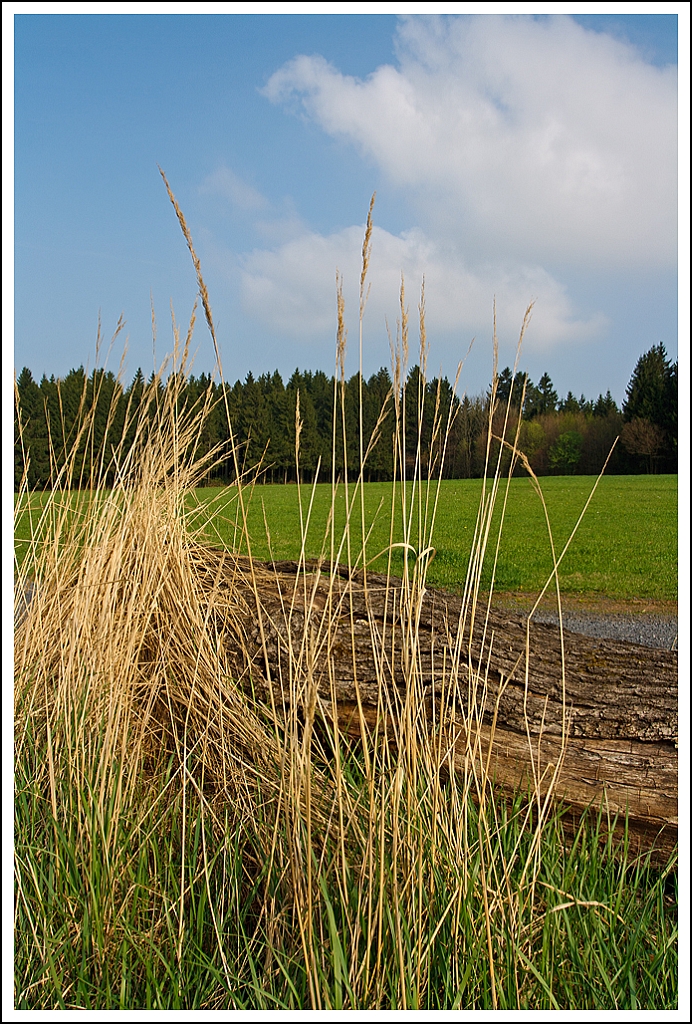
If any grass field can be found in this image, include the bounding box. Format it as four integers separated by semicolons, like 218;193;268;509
16;475;677;602
188;474;677;602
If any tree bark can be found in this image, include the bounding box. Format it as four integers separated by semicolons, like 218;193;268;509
194;550;678;866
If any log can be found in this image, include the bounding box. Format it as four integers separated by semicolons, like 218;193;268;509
193;549;678;866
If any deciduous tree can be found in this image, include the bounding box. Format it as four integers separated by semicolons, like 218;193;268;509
549;431;583;474
621;418;666;474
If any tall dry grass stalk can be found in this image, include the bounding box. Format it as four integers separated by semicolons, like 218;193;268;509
14;184;593;1011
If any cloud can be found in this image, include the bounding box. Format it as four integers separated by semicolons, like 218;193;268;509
199;167;268;212
200;165;309;246
263;14;677;269
239;223;607;355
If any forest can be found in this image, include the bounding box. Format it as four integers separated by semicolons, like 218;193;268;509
14;343;677;490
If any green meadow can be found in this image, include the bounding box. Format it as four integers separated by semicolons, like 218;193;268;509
189;474;677;602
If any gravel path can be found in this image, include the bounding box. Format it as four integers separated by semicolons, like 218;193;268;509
528;610;678;651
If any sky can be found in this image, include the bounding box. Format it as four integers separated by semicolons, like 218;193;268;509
8;6;686;406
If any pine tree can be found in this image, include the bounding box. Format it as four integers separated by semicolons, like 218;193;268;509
366;368;394;481
536;373;559;415
15;367;47;489
594;390;619;417
492;367;540;418
622;343;677;471
559;391;580;414
622;344;677;433
494;367;514;406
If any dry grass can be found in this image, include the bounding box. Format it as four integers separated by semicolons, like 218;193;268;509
13;185;677;1010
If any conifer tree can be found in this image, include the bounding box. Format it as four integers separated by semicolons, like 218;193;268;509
536;373;558;415
622;343;677;471
622;344;677;433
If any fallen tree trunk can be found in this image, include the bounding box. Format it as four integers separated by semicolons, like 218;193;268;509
193;550;678;866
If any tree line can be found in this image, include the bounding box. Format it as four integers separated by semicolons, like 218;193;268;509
14;343;677;491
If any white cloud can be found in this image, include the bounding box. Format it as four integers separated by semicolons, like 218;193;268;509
199;167;268;212
263;14;677;269
200;166;310;246
240;224;607;355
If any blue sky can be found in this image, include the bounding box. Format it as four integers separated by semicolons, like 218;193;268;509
10;8;684;405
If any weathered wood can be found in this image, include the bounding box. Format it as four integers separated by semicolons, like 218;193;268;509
193;550;678;865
